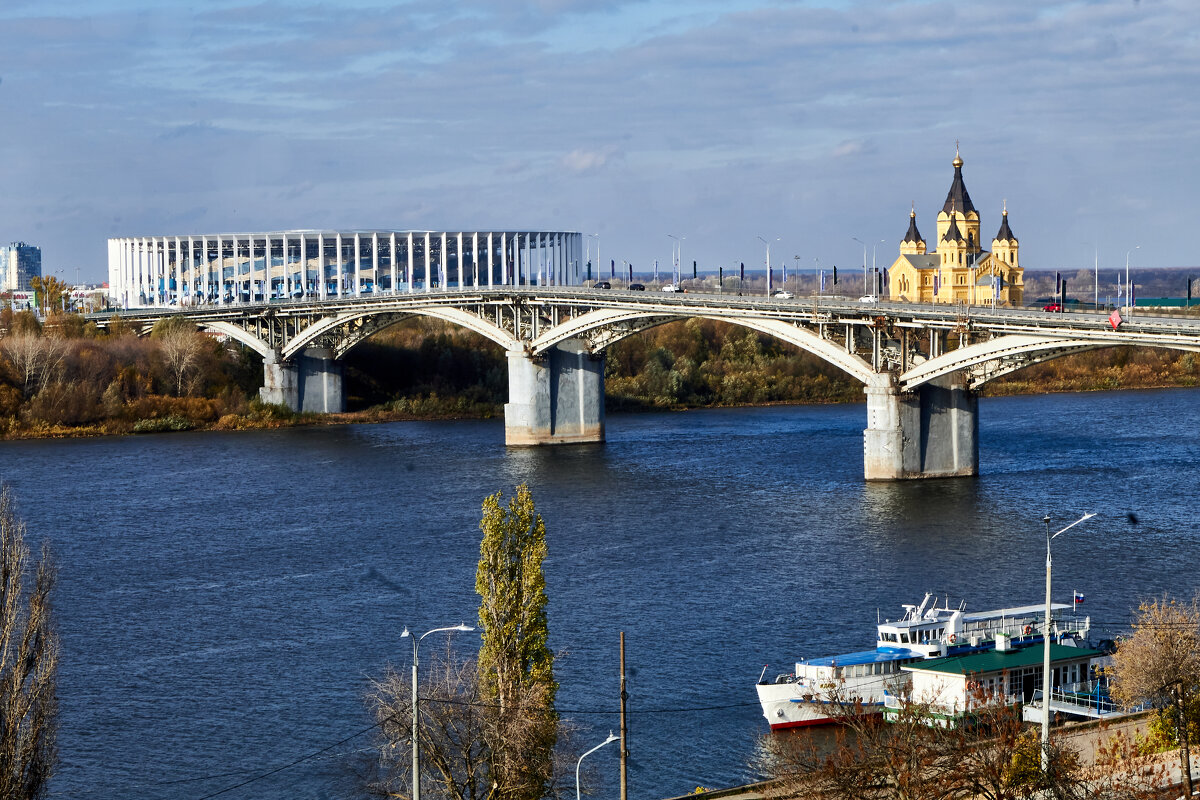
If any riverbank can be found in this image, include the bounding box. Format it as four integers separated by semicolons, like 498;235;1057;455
3;313;1199;441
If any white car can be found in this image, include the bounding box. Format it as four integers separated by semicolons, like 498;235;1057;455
772;290;794;299
858;295;878;303
661;284;682;292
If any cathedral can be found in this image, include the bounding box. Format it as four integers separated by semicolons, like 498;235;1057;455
887;150;1023;306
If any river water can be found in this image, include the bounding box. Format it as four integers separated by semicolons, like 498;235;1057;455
1;387;1199;800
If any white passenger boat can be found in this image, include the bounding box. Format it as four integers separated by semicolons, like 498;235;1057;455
756;593;1090;729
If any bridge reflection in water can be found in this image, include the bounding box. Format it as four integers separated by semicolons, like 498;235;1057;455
92;289;1200;480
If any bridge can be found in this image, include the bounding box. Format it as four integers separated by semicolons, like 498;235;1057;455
94;289;1200;480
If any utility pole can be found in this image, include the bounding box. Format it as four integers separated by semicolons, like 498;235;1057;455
619;632;628;800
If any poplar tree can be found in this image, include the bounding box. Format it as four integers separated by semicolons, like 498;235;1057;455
475;484;557;800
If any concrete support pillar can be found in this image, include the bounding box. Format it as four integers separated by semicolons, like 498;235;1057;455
259;347;345;414
863;372;978;480
504;339;605;445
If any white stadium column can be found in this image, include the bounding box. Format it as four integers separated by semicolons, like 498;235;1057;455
487;233;494;288
441;232;448;288
371;232;379;294
423;232;431;291
500;233;508;286
407;232;414;293
318;234;327;300
389;232;397;294
473;232;479;288
336;233;345;298
353;233;361;297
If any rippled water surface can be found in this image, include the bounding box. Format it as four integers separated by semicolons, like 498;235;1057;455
2;387;1199;799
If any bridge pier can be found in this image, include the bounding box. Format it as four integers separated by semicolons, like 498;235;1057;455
259;347;345;414
863;372;978;480
505;339;605;445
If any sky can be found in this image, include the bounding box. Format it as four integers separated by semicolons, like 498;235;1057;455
1;0;1198;284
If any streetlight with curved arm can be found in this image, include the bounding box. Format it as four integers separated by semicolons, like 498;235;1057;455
1040;512;1095;772
576;731;620;800
402;623;475;800
1125;245;1140;318
757;236;779;296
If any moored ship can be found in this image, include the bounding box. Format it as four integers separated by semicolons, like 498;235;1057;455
756;593;1090;729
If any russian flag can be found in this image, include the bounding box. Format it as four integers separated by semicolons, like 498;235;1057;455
1073;591;1085;605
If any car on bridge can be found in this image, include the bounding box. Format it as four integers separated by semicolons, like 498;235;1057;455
1042;302;1062;312
661;284;682;292
594;281;612;289
772;290;794;299
628;283;646;291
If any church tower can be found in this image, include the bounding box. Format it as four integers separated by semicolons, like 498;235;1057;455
936;147;981;262
900;205;926;255
991;204;1019;269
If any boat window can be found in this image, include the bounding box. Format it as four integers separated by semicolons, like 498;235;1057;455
900;633;909;643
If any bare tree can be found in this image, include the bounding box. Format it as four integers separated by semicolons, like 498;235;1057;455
1;334;67;399
1110;595;1200;798
0;486;58;800
369;643;490;800
151;318;205;396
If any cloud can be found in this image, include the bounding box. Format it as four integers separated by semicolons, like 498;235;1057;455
561;145;622;172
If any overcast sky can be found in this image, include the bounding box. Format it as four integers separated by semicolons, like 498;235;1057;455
1;0;1196;283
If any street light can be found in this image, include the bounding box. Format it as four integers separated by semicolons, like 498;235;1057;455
1125;245;1140;318
667;234;684;287
402;623;475;800
757;236;779;296
1040;512;1095;772
576;731;620;800
586;234;599;283
852;237;869;297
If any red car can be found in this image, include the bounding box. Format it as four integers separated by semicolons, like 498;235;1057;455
1042;303;1062;312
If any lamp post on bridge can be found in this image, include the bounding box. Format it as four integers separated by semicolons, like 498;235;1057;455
575;731;620;800
1125;245;1140;319
757;235;779;296
667;234;684;287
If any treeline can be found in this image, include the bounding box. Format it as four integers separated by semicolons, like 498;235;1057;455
4;308;1200;439
0;308;270;438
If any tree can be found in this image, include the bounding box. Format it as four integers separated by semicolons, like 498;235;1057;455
0;486;58;799
368;644;490;800
151;317;205;396
1110;594;1200;798
476;484;557;800
367;485;566;800
28;277;70;316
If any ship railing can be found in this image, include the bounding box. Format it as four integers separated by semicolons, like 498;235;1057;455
946;615;1090;644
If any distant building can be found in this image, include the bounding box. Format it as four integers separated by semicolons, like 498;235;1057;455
887;150;1024;306
108;230;583;308
1;242;42;292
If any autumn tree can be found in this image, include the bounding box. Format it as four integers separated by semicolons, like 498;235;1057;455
0;486;58;800
1110;594;1200;798
28;277;70;316
151;316;206;396
476;484;558;800
367;485;565;800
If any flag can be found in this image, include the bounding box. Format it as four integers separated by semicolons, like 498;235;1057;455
719;266;723;286
587;260;592;282
1061;277;1067;307
820;270;826;292
1109;308;1122;329
934;273;940;293
740;263;745;282
1073;591;1085;605
693;260;697;280
628;262;633;282
832;265;838;285
611;258;615;278
654;259;659;283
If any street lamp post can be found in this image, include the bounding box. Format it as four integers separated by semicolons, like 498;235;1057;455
587;234;600;283
1125;245;1140;318
1040;512;1095;772
852;237;869;297
402;623;475;800
576;731;620;800
757;236;778;296
667;234;684;287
